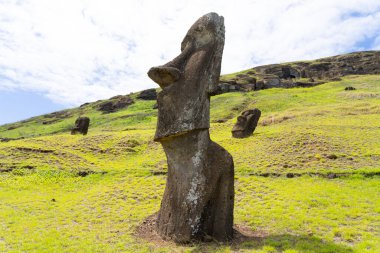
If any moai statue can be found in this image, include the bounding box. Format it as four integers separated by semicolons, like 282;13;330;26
147;13;234;243
71;117;90;135
232;109;261;138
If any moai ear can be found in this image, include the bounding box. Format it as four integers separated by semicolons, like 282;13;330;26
207;54;222;95
207;16;225;95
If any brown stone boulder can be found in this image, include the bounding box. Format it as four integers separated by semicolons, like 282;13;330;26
137;88;157;100
263;77;280;88
232;109;261;138
71;117;90;135
98;96;134;113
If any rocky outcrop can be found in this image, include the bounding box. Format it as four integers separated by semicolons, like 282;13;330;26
137;88;157;100
71;117;90;135
147;13;234;243
217;51;380;94
97;96;134;113
232;109;261;138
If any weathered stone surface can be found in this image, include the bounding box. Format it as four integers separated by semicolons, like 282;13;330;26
97;96;134;113
98;101;114;112
255;80;264;90
147;12;234;243
149;13;225;141
71;117;90;135
263;77;280;88
232;109;261;138
157;130;234;242
137;88;157;100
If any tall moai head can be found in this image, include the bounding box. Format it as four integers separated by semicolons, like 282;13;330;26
148;13;225;141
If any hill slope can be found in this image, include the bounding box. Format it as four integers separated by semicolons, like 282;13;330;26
0;53;379;252
219;50;380;93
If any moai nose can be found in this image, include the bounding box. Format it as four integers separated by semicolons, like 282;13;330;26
147;66;181;88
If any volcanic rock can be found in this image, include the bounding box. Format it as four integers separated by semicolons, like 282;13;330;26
98;96;134;113
137;88;157;100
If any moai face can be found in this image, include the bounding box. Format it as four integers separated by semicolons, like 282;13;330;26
148;13;225;141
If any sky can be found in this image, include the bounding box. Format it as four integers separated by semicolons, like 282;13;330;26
0;0;380;125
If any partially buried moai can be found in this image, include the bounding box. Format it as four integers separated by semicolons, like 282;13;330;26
71;117;90;135
232;109;261;138
147;13;234;243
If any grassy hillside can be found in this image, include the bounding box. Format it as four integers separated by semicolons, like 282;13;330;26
0;75;379;252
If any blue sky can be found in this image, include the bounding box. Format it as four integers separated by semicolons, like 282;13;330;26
0;89;65;125
0;0;380;125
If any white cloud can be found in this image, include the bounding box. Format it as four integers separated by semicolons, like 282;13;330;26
0;0;379;106
373;35;380;50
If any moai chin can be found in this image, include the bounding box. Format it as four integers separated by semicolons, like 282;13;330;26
148;12;234;243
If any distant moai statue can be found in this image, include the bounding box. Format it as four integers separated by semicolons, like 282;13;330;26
232;109;261;138
71;117;90;135
148;13;234;243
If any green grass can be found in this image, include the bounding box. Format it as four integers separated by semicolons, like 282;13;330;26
0;75;379;252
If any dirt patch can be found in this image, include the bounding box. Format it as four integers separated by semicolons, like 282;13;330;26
7;125;21;130
261;115;295;126
249;171;380;178
0;137;25;142
0;164;36;173
42;119;61;125
340;92;380;100
135;214;168;246
117;112;155;120
75;170;107;177
212;119;228;123
15;147;55;154
0;167;14;173
134;213;267;247
150;170;167;176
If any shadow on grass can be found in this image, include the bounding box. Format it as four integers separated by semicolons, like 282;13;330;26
230;233;353;253
189;229;354;253
136;216;353;253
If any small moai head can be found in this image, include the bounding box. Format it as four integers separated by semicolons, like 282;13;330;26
232;109;261;138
